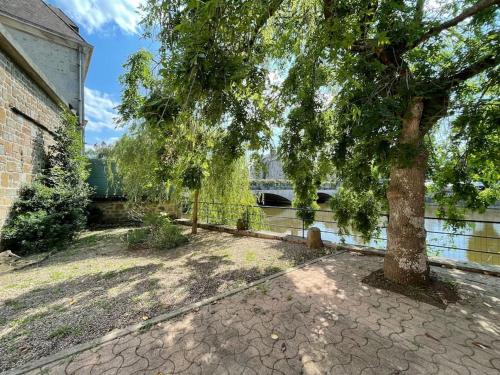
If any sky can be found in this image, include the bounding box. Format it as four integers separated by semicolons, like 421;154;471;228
47;0;150;147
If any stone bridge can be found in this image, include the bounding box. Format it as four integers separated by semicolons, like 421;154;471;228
250;180;337;206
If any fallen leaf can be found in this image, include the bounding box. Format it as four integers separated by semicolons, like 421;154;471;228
69;299;76;305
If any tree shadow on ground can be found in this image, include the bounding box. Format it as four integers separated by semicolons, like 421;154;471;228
0;264;164;371
174;253;283;304
8;228;236;271
1;229;329;371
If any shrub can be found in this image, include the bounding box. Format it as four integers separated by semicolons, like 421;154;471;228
126;227;149;248
1;111;92;255
2;180;90;255
126;213;188;250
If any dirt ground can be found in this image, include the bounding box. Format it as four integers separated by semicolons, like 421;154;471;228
0;227;330;371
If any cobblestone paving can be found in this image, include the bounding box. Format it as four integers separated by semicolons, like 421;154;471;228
27;252;500;374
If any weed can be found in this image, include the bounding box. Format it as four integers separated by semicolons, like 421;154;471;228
5;300;24;310
139;321;154;332
12;310;50;327
257;283;268;295
77;234;99;246
48;325;81;339
245;250;257;262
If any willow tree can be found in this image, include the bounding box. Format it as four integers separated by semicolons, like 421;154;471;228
117;36;269;233
136;0;499;284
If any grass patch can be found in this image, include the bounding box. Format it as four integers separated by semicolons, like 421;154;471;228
245;250;257;263
76;234;100;246
126;228;149;248
12;310;51;328
100;270;119;280
51;305;68;313
49;271;67;282
5;280;34;290
48;325;81;339
4;300;24;310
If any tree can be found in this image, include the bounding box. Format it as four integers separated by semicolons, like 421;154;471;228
2;110;91;254
117;48;263;233
135;0;499;284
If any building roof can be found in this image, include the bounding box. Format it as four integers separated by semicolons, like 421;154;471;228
0;0;85;44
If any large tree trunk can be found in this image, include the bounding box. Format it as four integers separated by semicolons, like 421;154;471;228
192;189;200;234
384;98;430;285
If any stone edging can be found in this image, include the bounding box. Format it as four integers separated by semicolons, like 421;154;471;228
5;250;344;375
175;219;500;277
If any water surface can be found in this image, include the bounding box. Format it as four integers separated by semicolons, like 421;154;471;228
261;204;500;266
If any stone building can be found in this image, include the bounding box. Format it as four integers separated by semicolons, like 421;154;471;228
0;0;92;227
250;152;286;180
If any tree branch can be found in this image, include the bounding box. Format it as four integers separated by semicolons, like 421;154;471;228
247;0;284;50
414;0;425;26
413;0;500;49
323;0;336;20
438;54;499;91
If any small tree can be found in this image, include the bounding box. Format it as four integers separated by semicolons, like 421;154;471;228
117;0;272;233
2;110;91;254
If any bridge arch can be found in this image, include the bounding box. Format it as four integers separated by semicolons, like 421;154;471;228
258;193;292;206
317;192;332;204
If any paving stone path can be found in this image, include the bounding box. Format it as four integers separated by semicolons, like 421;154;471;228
23;252;500;374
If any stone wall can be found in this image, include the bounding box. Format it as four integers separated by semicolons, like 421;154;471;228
90;200;181;226
0;50;61;227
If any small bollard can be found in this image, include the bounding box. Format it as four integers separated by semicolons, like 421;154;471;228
307;227;323;249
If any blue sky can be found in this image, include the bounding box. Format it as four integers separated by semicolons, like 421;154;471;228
47;0;151;147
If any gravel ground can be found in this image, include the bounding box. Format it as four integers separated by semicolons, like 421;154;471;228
0;227;329;371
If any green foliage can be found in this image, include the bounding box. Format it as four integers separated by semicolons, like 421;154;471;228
197;156;266;230
2;111;91;255
126;214;188;250
47;110;89;184
117;49;154;123
85;142;114;160
429;74;500;225
330;187;382;242
126;227;150;248
117;1;277;227
110;130;171;203
126;0;498;244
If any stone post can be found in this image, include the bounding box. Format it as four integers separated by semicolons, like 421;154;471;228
307;227;323;249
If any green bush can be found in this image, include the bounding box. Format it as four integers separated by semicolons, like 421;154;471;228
126;227;149;248
1;111;92;255
126;213;188;250
2;180;90;255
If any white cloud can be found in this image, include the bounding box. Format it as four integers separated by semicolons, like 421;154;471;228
84;87;119;132
51;0;145;34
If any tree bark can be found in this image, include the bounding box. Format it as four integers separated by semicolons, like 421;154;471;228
384;98;430;285
192;189;200;234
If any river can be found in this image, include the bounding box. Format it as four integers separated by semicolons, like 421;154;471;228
260;203;500;266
